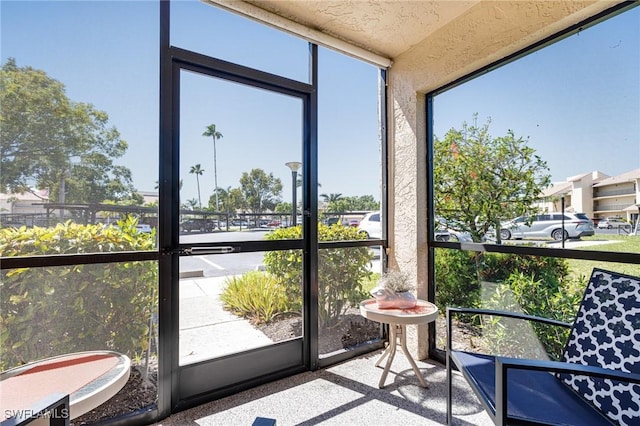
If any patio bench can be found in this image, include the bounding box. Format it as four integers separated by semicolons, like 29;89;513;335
446;268;640;425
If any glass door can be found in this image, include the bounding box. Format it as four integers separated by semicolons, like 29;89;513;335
173;59;312;402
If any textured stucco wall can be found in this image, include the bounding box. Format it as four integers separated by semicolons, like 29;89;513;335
386;71;431;360
386;0;622;360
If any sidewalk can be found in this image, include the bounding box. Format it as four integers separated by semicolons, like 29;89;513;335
178;257;381;364
179;275;272;365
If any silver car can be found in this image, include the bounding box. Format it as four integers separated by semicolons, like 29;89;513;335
435;218;473;242
597;218;630;230
500;212;595;241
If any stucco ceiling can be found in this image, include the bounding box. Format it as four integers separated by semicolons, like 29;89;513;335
212;1;624;65
242;0;479;59
208;1;628;92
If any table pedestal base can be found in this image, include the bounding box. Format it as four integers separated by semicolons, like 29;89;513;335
375;324;427;388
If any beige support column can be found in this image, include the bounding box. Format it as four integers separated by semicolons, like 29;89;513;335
386;70;430;360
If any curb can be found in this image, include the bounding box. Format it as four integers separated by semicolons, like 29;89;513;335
179;270;204;279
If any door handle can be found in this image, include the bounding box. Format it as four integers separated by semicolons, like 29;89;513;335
185;246;237;255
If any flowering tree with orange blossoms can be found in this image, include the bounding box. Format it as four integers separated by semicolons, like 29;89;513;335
433;115;551;243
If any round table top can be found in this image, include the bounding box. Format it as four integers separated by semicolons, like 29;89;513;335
360;298;439;325
1;350;130;420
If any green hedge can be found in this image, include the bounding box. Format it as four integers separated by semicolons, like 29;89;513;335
481;271;583;359
435;249;481;309
436;248;581;358
263;224;373;328
435;249;571;309
0;219;157;370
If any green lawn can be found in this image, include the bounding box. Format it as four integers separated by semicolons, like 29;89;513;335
567;235;640;279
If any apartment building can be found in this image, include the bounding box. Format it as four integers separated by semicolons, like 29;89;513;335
538;168;640;224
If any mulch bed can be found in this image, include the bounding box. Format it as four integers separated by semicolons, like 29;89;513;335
71;363;157;425
255;310;382;354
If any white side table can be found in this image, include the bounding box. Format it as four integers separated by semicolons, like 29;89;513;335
360;298;439;388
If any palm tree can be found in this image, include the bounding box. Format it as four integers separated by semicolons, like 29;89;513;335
202;124;223;211
320;193;344;215
320;193;343;203
189;164;204;209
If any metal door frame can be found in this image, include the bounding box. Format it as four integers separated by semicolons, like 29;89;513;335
158;2;318;413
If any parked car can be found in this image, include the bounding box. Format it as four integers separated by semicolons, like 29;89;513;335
231;219;251;227
136;224;153;233
500;212;594;241
322;217;341;226
435;218;473;242
357;212;381;239
180;218;215;233
597;218;630;229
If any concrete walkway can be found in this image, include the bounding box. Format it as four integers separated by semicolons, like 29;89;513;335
179;275;273;365
178;256;382;365
156;350;493;426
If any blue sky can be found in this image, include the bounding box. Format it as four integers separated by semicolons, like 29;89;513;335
434;7;640;183
2;1;638;204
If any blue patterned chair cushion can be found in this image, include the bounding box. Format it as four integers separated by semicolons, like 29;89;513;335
559;268;640;426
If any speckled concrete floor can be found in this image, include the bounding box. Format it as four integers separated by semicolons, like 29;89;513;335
154;350;492;426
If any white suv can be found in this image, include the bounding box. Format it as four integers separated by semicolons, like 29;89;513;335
500;212;594;241
357;212;381;239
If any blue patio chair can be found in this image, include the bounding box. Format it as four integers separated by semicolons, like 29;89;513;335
446;268;640;425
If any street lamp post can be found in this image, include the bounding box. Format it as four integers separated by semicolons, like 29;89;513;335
285;161;302;227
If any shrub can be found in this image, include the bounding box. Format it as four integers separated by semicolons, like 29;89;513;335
263;224;373;328
481;271;584;359
437;249;577;357
0;218;157;370
479;255;575;357
435;250;571;311
480;253;569;290
435;248;481;308
221;271;292;324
